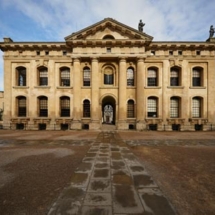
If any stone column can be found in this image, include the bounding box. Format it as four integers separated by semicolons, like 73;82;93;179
136;57;145;130
118;57;127;129
90;57;100;129
71;58;82;129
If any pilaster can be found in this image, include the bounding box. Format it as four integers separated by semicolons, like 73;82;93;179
71;58;82;129
136;57;145;130
90;57;100;129
118;57;127;129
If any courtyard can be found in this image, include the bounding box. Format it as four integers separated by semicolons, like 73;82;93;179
0;130;214;215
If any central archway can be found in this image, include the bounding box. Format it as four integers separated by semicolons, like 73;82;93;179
102;96;116;124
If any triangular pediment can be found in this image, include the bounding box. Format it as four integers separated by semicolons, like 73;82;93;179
65;18;153;42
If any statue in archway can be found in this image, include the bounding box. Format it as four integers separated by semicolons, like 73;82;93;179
138;20;145;32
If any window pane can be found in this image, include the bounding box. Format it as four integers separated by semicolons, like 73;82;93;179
39;98;48;116
17;68;26;86
193;69;201;86
39;68;48;85
147;98;157;117
18;97;26;116
61;69;70;86
83;68;91;86
127;68;134;86
127;100;134;118
170;98;179;118
192;98;201;117
104;74;113;84
83;100;90;117
170;70;179;86
61;97;70;117
148;69;157;86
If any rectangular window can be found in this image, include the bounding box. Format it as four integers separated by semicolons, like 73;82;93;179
36;51;40;55
104;74;113;85
106;47;111;53
61;99;70;117
148;70;157;86
39;99;48;117
193;70;201;86
18;99;26;117
147;98;157;117
170;70;179;86
170;99;179;118
39;70;48;86
62;51;67;56
192;98;201;118
83;69;91;86
178;50;183;55
45;51;49;55
127;102;134;118
196;50;201;55
169;50;173;55
61;70;70;86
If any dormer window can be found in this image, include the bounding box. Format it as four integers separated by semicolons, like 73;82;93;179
103;35;115;40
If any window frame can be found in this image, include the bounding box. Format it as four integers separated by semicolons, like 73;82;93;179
16;67;27;86
38;96;48;117
60;96;70;117
60;67;70;86
127;100;135;118
147;68;158;87
83;67;91;86
17;96;26;117
38;67;48;86
83;100;91;118
147;97;158;117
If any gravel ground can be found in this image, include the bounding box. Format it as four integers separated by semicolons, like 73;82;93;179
131;145;215;215
0;144;90;215
0;130;215;215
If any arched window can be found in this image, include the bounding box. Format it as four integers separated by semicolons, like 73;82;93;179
192;97;202;118
60;96;70;117
83;100;90;117
127;67;134;86
17;96;26;117
83;67;91;86
38;96;48;117
103;35;115;40
127;100;135;118
170;67;180;86
170;97;180;118
192;67;203;86
147;68;158;86
16;67;26;86
147;97;158;117
38;67;48;86
104;67;114;85
60;67;70;86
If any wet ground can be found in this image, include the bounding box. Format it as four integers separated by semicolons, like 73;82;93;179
0;130;215;215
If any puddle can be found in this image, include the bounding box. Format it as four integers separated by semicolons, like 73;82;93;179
93;169;109;178
130;166;144;172
133;175;154;187
113;175;132;185
71;173;88;184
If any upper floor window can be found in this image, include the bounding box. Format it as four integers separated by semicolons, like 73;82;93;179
192;97;202;118
127;67;134;86
83;100;90;117
16;67;26;86
83;67;91;86
17;96;26;117
60;67;70;86
170;67;180;86
192;67;203;86
147;68;158;86
104;67;114;85
147;97;158;117
38;67;48;86
38;96;48;117
127;100;135;118
60;96;70;117
170;97;180;118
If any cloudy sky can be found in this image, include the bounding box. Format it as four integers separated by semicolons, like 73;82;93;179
0;0;214;91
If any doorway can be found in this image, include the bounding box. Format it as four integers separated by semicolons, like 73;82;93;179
102;96;116;124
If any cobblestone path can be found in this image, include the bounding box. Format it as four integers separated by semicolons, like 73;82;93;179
48;132;176;215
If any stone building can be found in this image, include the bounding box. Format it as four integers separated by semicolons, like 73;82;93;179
0;18;215;131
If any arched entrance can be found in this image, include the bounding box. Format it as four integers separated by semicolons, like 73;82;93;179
102;96;116;124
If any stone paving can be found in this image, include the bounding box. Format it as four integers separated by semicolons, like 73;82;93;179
48;132;176;215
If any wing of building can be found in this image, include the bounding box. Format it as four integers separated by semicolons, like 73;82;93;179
0;18;215;131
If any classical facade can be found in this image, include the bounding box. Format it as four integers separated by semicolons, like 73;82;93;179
0;18;215;131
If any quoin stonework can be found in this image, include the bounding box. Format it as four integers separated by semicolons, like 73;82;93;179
0;18;215;131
